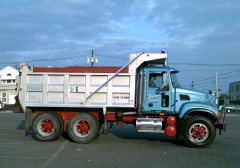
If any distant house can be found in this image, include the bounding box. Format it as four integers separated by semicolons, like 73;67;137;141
229;81;240;104
0;66;18;104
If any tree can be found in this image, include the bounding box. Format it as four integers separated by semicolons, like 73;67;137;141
219;94;229;105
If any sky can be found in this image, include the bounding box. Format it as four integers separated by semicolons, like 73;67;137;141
0;0;240;95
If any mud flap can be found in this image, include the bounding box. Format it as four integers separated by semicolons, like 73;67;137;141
25;110;32;136
103;107;107;134
13;97;23;113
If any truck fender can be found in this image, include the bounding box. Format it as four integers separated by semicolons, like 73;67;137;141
178;101;218;119
176;101;218;138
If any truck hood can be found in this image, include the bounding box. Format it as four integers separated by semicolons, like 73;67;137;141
176;88;218;107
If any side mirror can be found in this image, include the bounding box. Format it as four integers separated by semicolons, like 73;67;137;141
162;73;169;91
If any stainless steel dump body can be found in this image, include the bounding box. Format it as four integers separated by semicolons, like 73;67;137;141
20;70;135;108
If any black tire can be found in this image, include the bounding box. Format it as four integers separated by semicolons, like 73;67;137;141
67;113;100;144
51;112;64;140
182;116;216;148
98;122;105;136
32;112;62;142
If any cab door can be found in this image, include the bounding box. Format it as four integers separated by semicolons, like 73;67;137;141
143;72;171;113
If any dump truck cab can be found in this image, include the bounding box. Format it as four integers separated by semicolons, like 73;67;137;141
138;65;225;147
141;66;219;118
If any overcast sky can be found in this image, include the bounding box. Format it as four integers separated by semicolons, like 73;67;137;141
0;0;239;95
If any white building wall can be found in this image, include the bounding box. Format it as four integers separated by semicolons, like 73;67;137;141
0;66;18;104
229;81;240;104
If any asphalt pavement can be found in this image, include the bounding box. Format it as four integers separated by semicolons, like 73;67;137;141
0;104;14;113
0;106;240;168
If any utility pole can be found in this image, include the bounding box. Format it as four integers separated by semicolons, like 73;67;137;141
87;50;98;66
216;73;218;98
91;50;93;66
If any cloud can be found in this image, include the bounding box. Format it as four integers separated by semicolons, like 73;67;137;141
0;0;239;93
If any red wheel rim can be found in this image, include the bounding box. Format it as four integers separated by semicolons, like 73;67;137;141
189;123;209;142
191;125;206;139
37;119;54;136
41;120;53;134
73;120;91;137
77;121;90;135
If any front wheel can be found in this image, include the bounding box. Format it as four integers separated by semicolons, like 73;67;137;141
67;113;100;144
182;116;216;148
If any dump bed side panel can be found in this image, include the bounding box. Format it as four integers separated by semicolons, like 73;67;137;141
19;66;135;109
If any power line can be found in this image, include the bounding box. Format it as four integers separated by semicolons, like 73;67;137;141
1;51;240;68
1;52;239;88
170;63;240;66
0;55;88;65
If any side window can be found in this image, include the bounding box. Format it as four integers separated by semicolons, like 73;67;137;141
149;74;157;87
148;73;163;88
148;73;169;91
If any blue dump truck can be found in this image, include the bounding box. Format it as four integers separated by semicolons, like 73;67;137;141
14;52;226;147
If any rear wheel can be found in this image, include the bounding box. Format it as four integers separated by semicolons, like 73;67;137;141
182;116;216;148
32;112;62;142
51;112;64;139
67;113;99;144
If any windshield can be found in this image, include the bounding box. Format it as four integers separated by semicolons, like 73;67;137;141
170;72;182;88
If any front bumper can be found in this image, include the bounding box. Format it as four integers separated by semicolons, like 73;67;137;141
215;106;227;134
215;121;226;132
